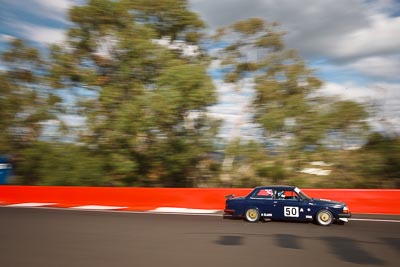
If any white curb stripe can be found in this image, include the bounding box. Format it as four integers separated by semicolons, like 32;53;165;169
349;218;400;223
71;205;128;210
7;202;57;207
2;203;399;222
150;207;220;214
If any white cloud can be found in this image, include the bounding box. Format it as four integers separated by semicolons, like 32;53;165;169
320;81;399;102
207;73;260;139
190;0;371;57
28;0;76;23
2;0;76;24
332;14;400;59
1;0;398;139
59;114;85;127
346;56;400;80
12;23;66;45
319;81;400;133
320;82;377;101
0;34;16;42
190;0;400;65
191;0;400;135
152;37;200;57
219;92;250;104
33;0;74;11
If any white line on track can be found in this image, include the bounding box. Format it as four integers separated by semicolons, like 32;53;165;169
1;205;399;222
71;205;128;210
6;202;57;207
149;207;220;214
144;211;222;216
349;218;400;223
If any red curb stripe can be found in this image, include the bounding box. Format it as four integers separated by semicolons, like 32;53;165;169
1;186;399;215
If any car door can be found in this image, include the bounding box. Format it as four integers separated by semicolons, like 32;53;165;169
247;188;275;218
272;189;308;221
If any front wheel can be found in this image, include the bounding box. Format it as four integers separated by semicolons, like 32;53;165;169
245;208;260;222
316;210;334;226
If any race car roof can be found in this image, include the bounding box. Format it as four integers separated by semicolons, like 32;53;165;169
253;185;297;190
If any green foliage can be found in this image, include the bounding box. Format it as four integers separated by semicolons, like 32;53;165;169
358;133;400;187
0;0;220;187
211;18;387;188
232;18;265;35
324;100;368;130
151;63;216;129
0;7;395;189
125;0;205;41
49;0;217;187
267;163;287;183
0;39;62;151
14;142;106;186
215;18;369;152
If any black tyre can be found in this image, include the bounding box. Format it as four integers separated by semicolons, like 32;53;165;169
245;208;260;222
316;210;334;226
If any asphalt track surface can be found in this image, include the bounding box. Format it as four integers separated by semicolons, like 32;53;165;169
0;207;399;267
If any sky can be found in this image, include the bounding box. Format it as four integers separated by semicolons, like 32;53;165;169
1;0;399;139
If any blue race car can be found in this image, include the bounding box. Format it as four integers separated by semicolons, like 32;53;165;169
224;185;351;226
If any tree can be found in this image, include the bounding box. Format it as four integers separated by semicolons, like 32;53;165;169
214;18;368;150
220;138;286;187
212;18;373;188
357;133;400;187
2;8;384;188
0;39;62;150
0;39;65;184
49;0;218;186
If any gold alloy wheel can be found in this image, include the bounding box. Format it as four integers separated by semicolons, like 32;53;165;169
320;213;329;222
245;208;259;222
316;210;333;226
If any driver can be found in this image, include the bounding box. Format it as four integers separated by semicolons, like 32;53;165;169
277;191;286;199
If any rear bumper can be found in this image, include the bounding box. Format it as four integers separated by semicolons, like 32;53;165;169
223;209;238;218
224;209;235;215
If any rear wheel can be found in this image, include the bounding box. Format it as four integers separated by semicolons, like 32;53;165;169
316;210;334;226
245;208;260;222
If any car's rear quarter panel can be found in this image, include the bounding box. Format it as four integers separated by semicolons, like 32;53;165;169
227;199;246;217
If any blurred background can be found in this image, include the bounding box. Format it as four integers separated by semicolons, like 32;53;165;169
0;0;399;188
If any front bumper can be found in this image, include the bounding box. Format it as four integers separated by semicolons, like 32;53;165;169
337;212;351;222
338;213;351;218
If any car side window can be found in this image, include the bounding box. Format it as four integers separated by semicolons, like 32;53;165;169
274;190;300;200
252;189;273;199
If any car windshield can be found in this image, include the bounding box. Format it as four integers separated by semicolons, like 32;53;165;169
296;188;311;200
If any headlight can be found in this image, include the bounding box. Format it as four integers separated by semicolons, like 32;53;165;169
343;206;349;214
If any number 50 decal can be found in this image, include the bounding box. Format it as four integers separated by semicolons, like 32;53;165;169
284;206;299;217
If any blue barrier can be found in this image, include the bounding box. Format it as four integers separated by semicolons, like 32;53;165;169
0;156;12;184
